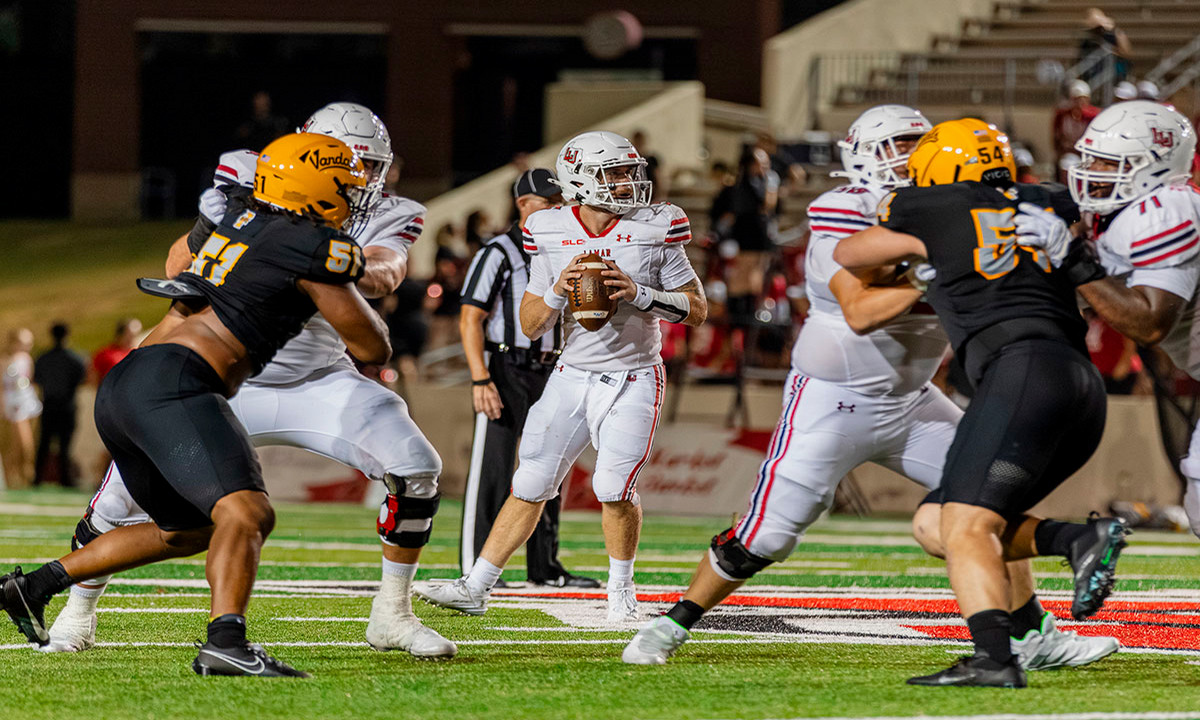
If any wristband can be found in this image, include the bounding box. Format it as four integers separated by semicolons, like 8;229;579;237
472;377;492;387
543;287;567;310
631;283;653;311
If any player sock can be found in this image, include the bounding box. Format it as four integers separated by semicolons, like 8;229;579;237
379;558;417;611
966;609;1016;663
1010;595;1045;638
24;561;74;604
381;558;417;581
607;557;635;588
465;558;502;597
664;600;705;630
207;614;247;648
1034;519;1093;556
67;577;111;612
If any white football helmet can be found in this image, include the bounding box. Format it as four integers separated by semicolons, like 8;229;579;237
300;102;393;210
1069;100;1196;215
833;104;932;188
551;131;651;213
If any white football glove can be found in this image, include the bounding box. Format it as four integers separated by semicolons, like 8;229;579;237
901;263;936;292
1014;202;1071;268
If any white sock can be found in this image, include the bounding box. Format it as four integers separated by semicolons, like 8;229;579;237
381;558;418;581
377;558;417;615
465;558;502;597
608;556;635;588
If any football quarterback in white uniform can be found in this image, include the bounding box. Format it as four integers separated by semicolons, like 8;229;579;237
624;105;1118;670
416;131;707;623
46;103;456;659
1018;99;1200;537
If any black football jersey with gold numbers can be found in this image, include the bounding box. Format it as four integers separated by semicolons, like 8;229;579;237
176;193;365;374
877;181;1086;356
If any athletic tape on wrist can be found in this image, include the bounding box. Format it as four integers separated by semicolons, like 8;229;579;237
632;283;690;323
543;287;567;310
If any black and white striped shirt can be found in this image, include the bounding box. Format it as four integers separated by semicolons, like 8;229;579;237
461;225;561;352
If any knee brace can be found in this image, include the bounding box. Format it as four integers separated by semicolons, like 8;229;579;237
377;473;441;548
71;512;104;552
708;527;774;581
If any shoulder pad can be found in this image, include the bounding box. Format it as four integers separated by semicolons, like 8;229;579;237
1107;184;1200;269
807;186;880;237
522;206;567;254
212;149;258;189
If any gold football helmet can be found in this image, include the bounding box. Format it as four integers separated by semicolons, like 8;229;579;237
253;132;370;235
906;118;1016;188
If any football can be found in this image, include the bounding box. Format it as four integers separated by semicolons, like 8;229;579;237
567;252;616;331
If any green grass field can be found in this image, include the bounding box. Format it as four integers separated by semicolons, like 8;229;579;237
1;489;1198;720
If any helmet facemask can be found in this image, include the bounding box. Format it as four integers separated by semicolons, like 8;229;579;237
836;132;926;188
335;176;373;238
1069;150;1152;215
357;154;392;213
591;162;651;212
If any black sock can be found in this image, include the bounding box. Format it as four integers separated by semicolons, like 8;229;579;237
966;609;1015;664
1034;519;1093;557
207;614;247;648
1010;595;1045;638
24;561;74;604
665;600;706;630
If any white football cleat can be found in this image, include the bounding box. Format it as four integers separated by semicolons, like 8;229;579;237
413;578;489;616
365;594;457;659
39;603;97;653
1011;613;1120;670
607;585;639;623
622;616;690;665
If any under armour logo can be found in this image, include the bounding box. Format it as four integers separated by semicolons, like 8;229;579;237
615;234;633;243
837;402;856;413
1151;127;1175;148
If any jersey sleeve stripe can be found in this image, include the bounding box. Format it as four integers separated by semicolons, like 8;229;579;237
809;225;860;235
664;233;692;243
215;164;240;179
1131;227;1197;259
1131;219;1193;247
808;215;872;227
523;243;538;252
1133;236;1200;267
808;206;869;217
669;217;689;226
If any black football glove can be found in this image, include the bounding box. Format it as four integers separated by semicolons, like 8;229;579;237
1062;238;1107;287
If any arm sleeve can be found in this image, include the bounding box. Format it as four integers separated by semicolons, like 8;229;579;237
460;245;506;309
187;213;218;255
526;251;554;296
659;244;700;290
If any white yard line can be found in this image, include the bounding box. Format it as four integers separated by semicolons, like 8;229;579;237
722;714;1200;720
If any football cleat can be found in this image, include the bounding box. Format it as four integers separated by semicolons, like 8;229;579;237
193;641;309;678
530;571;601;589
1011;613;1119;670
907;654;1026;688
0;567;49;645
365;594;457;659
39;598;97;653
622;616;690;665
413;578;489;616
607;585;639;623
1067;516;1130;620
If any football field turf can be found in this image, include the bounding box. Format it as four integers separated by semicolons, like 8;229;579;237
1;489;1198;720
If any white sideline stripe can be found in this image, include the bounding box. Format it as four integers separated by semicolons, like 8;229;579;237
97;608;207;614
0;503;83;517
736;714;1200;720
0;638;802;651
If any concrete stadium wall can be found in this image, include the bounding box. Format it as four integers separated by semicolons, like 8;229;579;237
45;383;1186;522
411;81;706;278
762;0;994;139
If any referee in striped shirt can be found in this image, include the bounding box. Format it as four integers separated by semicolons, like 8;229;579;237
457;168;599;588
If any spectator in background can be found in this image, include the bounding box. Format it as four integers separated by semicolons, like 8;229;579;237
1113;81;1138;102
91;318;142;386
712;147;779;326
2;328;40;488
1137;80;1160;101
33;323;86;486
631;130;664;200
1053;80;1100;182
465;210;494;259
1012;146;1039;184
1078;8;1132;85
234;90;289;151
378;278;430;395
1085;310;1143;395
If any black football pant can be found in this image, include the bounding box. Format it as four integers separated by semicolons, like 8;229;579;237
461;353;565;580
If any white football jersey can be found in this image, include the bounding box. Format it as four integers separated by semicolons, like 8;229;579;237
793;184;949;396
1095;183;1200;379
196;149;426;385
524;203;698;372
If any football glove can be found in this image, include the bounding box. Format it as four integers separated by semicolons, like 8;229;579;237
1014;202;1071;268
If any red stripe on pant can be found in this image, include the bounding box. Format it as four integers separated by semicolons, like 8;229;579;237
620;365;664;501
738;376;809;546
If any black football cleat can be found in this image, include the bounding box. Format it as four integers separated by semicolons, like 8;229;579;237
907;654;1026;688
531;571;602;589
0;567;50;645
193;641;310;678
1068;516;1130;620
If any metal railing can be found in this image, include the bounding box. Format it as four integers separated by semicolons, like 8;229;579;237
1145;33;1200;98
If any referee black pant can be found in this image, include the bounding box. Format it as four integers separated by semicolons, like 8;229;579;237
460;352;566;581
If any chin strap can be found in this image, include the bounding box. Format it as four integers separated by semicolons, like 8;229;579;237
631;284;690;323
